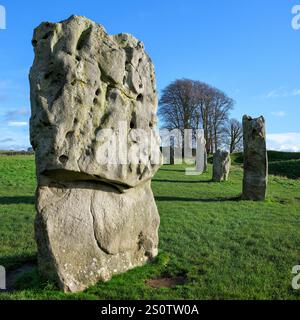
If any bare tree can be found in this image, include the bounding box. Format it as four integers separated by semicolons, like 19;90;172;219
223;118;243;153
193;82;214;154
193;84;234;154
159;78;234;154
210;89;234;153
158;79;199;132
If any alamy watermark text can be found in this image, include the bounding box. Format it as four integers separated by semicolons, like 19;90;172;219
292;5;300;30
0;265;5;290
0;5;6;30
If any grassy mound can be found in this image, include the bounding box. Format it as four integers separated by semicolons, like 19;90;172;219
231;150;300;165
269;160;300;179
230;151;300;179
268;151;300;162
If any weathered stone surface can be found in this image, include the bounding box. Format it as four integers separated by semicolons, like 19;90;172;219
242;115;268;200
212;150;231;182
196;131;206;173
30;15;161;188
30;15;162;292
204;149;208;172
35;179;159;292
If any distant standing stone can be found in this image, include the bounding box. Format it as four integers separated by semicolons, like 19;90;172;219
204;148;208;172
242;115;268;201
196;130;206;173
212;150;231;182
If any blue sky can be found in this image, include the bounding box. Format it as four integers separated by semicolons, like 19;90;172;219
0;0;300;151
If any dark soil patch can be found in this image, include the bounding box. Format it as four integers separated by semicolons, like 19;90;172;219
146;276;188;289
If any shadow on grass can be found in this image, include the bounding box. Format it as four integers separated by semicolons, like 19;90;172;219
152;179;212;184
0;196;35;205
3;252;173;296
158;168;187;173
155;195;241;203
1;255;52;292
1;253;37;271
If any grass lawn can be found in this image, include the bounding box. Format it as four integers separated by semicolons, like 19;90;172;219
0;155;300;299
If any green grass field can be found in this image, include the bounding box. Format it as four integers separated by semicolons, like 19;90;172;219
0;154;300;299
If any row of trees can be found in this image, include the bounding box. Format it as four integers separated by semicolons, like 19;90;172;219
158;79;243;154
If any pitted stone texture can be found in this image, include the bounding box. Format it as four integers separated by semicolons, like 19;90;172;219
30;15;162;188
30;16;162;292
242;115;268;201
212;150;231;182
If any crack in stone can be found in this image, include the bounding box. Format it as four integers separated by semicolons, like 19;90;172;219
90;190;111;255
98;64;137;101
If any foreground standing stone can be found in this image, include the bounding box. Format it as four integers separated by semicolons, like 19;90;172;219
30;15;162;292
242;115;268;200
212;150;231;182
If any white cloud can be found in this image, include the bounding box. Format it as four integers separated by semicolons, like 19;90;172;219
0;138;13;143
8;121;28;127
292;89;300;96
0;126;30;151
3;106;30;121
0;80;19;93
0;80;12;89
266;89;281;98
265;87;300;99
267;132;300;152
271;111;286;117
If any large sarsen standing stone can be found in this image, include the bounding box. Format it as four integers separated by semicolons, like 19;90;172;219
242;115;268;201
30;15;162;292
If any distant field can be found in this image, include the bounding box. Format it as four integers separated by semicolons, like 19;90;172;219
231;150;300;164
269;160;300;180
0;151;34;156
231;150;300;179
0;153;300;299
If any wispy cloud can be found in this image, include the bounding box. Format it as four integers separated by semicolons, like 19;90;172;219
291;89;300;96
0;80;19;95
0;138;14;143
0;126;30;151
0;80;12;89
266;89;281;98
265;87;300;98
3;107;30;121
271;111;286;117
8;121;28;127
0;105;31;150
267;132;300;152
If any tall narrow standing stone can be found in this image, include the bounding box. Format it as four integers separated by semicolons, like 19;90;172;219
204;148;208;172
30;15;162;292
242;115;268;200
195;130;206;173
212;150;231;182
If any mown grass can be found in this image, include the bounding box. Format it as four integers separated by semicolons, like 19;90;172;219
0;155;300;299
0;156;36;271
